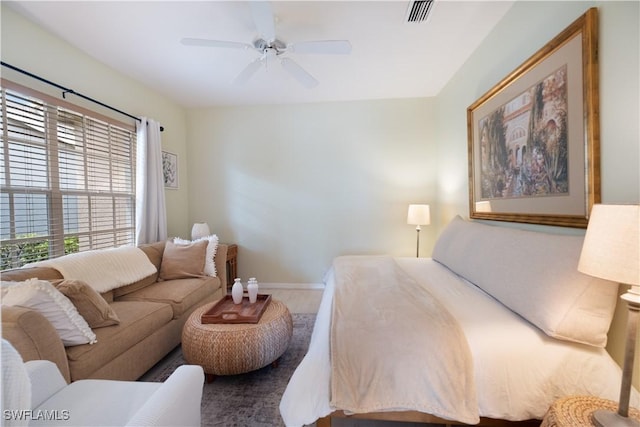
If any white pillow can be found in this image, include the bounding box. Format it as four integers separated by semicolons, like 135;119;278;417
1;279;97;346
432;216;618;348
173;234;219;277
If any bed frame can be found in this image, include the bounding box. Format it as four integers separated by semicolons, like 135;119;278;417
317;411;541;427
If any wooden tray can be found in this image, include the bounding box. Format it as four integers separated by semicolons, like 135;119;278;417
201;294;272;324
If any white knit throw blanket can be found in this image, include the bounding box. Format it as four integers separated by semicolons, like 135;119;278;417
330;256;479;424
2;339;31;427
27;246;157;293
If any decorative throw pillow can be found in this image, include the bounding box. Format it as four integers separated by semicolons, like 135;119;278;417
174;234;219;277
1;279;97;346
159;240;208;280
53;279;120;328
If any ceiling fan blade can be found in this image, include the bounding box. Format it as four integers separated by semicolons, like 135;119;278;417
249;1;276;42
288;40;352;55
280;58;318;88
232;57;264;85
181;38;252;50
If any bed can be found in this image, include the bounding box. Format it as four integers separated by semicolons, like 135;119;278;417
279;216;639;426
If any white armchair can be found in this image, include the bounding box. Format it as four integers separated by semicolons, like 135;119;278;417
2;340;204;427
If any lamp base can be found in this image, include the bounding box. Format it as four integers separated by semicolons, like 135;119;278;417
593;409;640;427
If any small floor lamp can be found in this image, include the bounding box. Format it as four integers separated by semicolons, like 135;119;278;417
578;204;640;427
407;204;430;258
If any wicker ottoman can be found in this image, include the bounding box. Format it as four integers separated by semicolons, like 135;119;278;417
181;298;293;379
541;396;640;426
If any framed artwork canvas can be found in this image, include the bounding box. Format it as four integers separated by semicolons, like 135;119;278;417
467;8;599;228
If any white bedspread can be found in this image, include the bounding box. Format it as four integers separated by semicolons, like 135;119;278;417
279;257;637;427
330;256;478;424
26;246;157;293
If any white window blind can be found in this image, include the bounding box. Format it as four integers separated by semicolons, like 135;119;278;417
0;83;136;269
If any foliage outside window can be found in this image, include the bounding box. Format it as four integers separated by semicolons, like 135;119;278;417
0;82;136;269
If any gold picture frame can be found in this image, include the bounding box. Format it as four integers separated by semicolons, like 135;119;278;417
467;8;599;228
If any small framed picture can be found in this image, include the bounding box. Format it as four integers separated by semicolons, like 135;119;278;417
162;151;179;189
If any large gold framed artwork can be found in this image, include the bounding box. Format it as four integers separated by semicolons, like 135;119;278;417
468;8;599;228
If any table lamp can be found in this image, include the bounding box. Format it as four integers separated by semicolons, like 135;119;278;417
578;204;640;427
407;204;430;258
191;222;210;240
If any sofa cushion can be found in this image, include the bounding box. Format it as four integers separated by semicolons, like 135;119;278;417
0;266;63;282
432;216;618;347
111;274;158;299
100;290;114;303
65;301;173;380
31;376;161;427
159;240;208;280
53;279;120;328
111;241;165;298
139;241;165;272
117;277;219;319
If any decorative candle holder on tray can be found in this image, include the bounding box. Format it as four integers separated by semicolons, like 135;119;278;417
201;294;272;324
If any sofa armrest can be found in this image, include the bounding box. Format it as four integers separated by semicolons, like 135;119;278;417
1;306;71;383
215;244;228;290
126;365;204;427
25;360;68;409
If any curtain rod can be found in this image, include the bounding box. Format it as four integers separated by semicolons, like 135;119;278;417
1;61;164;132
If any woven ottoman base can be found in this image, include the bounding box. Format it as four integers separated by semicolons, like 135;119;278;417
182;298;293;377
541;396;640;427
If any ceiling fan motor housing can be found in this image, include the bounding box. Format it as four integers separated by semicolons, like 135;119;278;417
253;38;287;55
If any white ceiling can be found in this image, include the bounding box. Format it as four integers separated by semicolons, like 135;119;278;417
7;1;514;108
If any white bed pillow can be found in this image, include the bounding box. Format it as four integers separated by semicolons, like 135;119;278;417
173;234;219;277
1;279;97;346
432;216;618;347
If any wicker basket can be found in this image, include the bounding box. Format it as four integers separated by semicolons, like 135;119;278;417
182;298;293;376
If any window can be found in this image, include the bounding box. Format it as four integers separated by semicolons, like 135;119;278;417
0;82;136;269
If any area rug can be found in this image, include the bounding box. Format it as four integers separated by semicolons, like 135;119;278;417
139;313;316;427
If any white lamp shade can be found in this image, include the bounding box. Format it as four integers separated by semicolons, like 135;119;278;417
407;204;431;226
578;204;639;285
191;222;211;240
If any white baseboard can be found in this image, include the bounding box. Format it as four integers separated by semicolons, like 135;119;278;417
258;282;325;290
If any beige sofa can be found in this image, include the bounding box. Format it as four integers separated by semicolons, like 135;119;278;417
1;241;227;383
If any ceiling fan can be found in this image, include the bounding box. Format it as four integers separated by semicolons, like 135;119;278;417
181;2;351;88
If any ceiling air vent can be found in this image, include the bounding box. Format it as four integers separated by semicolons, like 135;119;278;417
405;0;434;23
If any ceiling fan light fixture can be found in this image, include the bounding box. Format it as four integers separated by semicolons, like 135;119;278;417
253;38;286;55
